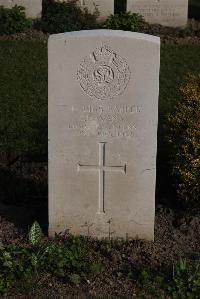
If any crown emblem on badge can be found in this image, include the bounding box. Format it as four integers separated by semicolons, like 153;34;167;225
77;44;131;101
92;44;113;63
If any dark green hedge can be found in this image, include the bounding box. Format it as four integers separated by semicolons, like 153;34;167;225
0;5;31;35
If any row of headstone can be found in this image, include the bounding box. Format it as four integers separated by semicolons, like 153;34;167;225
0;0;188;27
78;0;188;27
48;29;160;240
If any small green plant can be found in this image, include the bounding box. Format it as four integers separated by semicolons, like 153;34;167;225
38;0;99;34
0;5;31;35
0;231;102;295
128;265;167;297
39;234;92;280
0;243;32;295
29;221;43;246
104;12;145;32
167;74;200;207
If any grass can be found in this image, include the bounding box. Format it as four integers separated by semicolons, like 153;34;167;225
160;44;200;115
0;40;47;157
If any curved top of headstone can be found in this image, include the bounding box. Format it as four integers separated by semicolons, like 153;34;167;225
48;29;160;44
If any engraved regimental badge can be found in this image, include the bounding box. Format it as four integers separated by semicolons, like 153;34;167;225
77;44;131;100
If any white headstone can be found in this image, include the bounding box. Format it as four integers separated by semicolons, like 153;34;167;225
48;30;160;241
0;0;42;18
127;0;188;27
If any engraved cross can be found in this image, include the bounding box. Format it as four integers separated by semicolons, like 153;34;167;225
78;142;126;214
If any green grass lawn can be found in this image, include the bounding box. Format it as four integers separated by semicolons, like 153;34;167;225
0;41;200;159
160;44;200;115
0;40;47;157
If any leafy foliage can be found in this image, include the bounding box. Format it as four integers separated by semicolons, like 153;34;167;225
167;74;200;206
128;256;200;298
0;242;32;295
104;12;145;32
0;5;31;35
29;221;43;246
128;265;168;297
37;0;99;34
0;226;100;295
169;257;200;298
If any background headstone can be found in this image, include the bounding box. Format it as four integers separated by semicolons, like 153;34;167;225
48;30;160;241
127;0;188;27
0;0;42;18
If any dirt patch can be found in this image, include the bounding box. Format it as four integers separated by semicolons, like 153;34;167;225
0;30;49;41
1;206;199;264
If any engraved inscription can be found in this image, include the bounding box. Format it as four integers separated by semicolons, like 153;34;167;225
133;3;181;20
63;104;141;138
78;142;126;214
77;44;131;100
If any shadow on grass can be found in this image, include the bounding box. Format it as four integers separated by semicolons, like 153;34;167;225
0;165;48;233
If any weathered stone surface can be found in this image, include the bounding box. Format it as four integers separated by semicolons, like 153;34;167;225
48;30;160;241
0;0;42;18
127;0;188;27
